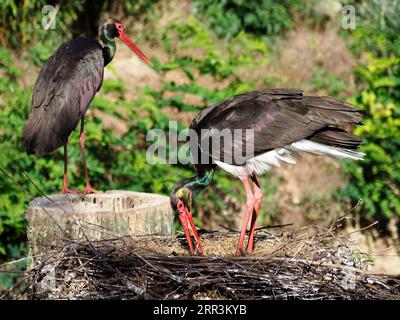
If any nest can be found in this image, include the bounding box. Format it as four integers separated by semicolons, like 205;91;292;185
13;227;400;299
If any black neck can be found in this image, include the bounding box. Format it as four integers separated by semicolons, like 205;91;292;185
102;46;114;66
100;34;116;66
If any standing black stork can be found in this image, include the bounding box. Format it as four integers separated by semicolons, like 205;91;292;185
23;19;152;194
170;89;364;256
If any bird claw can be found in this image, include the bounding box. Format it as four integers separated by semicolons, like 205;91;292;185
246;241;254;253
60;184;100;195
84;184;100;194
235;246;247;256
61;187;83;195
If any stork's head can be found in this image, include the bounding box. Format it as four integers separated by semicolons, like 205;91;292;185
170;170;214;255
100;18;152;66
170;182;193;217
171;179;206;255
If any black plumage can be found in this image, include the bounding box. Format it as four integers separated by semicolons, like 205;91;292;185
191;89;363;165
23;19;152;194
24;37;104;156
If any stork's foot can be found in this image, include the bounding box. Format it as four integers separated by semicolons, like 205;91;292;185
194;247;204;256
61;187;83;195
84;183;100;194
235;245;247;256
246;239;255;253
236;240;256;256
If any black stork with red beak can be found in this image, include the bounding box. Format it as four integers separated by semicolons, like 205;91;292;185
23;19;152;194
170;89;364;256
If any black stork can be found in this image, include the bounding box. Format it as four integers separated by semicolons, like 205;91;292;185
170;89;364;256
23;19;152;194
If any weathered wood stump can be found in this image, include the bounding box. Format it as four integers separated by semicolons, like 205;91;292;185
26;190;174;257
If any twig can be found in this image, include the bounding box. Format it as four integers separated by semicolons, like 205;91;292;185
345;221;379;235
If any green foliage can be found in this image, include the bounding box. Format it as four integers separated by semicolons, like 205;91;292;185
305;67;347;97
0;243;27;291
0;48;32;258
115;0;158;16
0;0;158;53
157;16;269;94
349;0;400;57
0;0;82;48
193;0;300;38
342;56;400;218
339;1;400;219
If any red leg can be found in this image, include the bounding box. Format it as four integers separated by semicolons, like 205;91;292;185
236;176;255;256
79;118;98;194
246;175;263;253
61;142;82;194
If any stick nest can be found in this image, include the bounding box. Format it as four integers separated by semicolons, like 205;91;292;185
20;227;400;299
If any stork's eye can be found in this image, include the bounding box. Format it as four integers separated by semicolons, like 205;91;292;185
115;23;124;32
177;200;185;213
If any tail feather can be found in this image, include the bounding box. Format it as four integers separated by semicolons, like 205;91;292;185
290;139;364;161
309;127;362;150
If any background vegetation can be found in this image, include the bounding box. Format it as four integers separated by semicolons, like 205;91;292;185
342;0;400;221
0;0;399;290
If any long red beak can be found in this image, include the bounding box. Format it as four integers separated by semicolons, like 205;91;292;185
177;204;204;255
118;31;153;66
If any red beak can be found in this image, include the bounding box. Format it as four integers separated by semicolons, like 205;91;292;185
177;201;204;255
118;31;153;66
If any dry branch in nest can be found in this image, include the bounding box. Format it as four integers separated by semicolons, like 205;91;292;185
11;227;400;300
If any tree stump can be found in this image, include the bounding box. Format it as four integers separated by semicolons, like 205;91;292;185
26;190;174;258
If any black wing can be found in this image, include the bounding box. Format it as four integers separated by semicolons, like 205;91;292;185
190;89;363;165
24;37;104;155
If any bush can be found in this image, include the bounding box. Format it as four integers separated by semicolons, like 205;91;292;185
0;48;33;257
0;1;158;49
0;0;82;48
193;0;299;38
342;1;400;219
343;55;400;218
350;0;400;57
